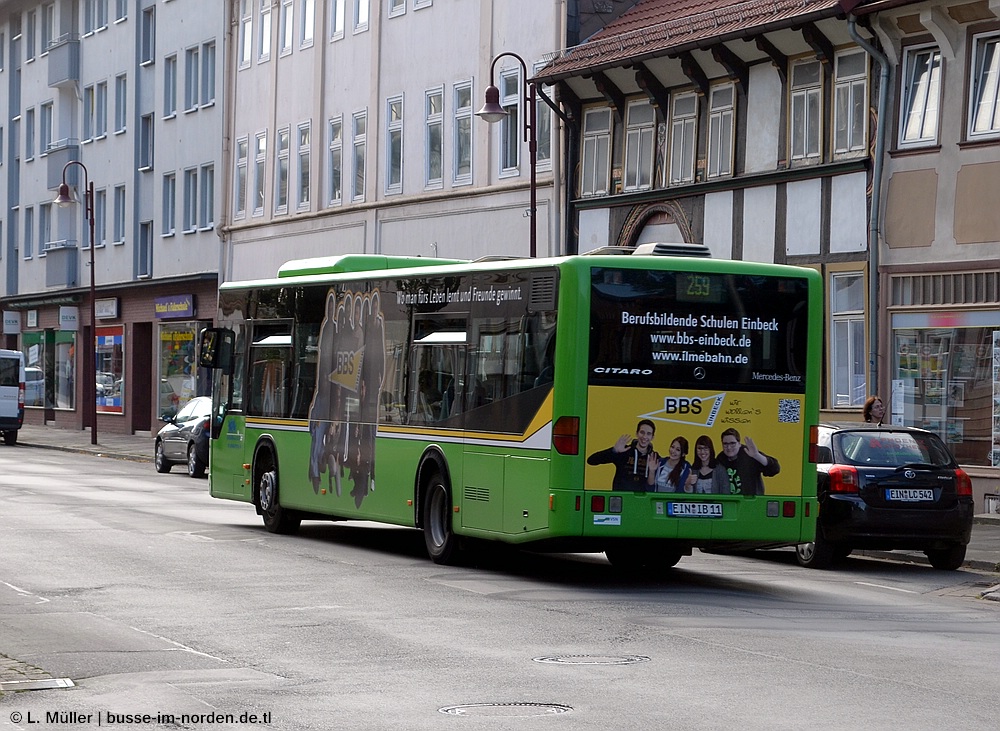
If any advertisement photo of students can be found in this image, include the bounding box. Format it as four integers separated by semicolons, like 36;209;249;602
584;388;795;497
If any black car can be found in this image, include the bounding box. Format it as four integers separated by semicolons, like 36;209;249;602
154;396;212;478
799;424;974;570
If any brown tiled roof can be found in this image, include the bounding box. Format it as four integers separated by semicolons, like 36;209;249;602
537;0;847;81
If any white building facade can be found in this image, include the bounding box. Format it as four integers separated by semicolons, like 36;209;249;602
0;0;223;435
220;0;569;282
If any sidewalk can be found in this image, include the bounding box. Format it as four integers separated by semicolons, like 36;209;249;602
7;423;1000;595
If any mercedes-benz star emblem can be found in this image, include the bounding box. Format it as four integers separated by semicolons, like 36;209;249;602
693;367;706;380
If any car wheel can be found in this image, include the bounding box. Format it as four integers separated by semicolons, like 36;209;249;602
925;544;967;571
255;450;300;535
154;439;171;473
187;443;206;478
795;533;835;569
3;430;16;446
422;474;460;565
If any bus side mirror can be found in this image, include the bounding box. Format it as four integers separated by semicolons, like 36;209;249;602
199;328;235;375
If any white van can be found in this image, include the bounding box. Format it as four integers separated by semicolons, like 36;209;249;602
0;349;26;445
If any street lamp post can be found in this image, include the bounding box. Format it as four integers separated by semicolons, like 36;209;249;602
477;52;537;258
53;161;98;446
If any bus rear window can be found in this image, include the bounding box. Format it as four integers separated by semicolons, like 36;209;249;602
589;267;808;392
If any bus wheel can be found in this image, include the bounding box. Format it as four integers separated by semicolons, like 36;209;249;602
256;453;301;535
423;474;459;565
795;536;834;569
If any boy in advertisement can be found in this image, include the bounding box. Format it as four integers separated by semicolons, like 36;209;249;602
587;419;656;491
717;427;780;496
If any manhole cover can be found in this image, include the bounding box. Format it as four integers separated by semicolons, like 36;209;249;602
533;654;650;665
439;703;572;717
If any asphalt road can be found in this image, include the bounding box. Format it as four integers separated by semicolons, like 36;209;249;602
2;449;999;730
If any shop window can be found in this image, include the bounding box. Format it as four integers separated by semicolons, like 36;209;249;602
96;325;124;414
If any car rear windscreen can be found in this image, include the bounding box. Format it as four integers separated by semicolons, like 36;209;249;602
0;357;20;387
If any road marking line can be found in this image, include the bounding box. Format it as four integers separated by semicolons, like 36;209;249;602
855;581;916;594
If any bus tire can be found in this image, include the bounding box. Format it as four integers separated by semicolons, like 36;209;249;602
255;449;301;535
423;474;459;565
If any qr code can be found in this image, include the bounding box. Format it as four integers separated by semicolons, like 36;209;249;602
777;399;801;423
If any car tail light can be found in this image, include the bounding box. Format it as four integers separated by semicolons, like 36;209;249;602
18;382;25;407
954;468;972;497
553;416;579;455
828;465;859;494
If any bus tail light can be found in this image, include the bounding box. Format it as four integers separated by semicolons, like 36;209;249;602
553;416;579;455
955;468;973;497
591;495;606;513
828;465;859;494
808;424;820;462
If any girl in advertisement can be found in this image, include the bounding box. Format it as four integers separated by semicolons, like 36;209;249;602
647;436;691;492
686;434;729;494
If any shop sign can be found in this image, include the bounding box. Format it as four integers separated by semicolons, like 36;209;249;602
59;306;79;332
155;294;194;319
2;311;20;334
96;298;119;319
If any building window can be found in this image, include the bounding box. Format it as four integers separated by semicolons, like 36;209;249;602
96;81;107;138
259;0;272;62
352;111;366;202
386;96;403;194
830;273;865;407
900;45;941;147
235;136;249;218
115;0;127;22
115;74;127;132
26;10;36;61
139;221;152;277
707;84;734;178
297;122;311;209
669;92;697;185
330;0;345;39
41;3;54;51
279;0;293;56
84;0;108;33
254;131;267;215
139;113;154;169
162;173;176;235
389;0;405;17
39;203;51;250
200;164;215;229
185;46;200;112
24;207;34;259
790;59;822;161
275;127;290;213
94;189;107;246
834;50;868;154
238;0;252;68
114;185;126;244
328;117;343;205
25;108;34;160
40;102;52;154
164;54;177;117
83;85;95;141
535;72;552;170
453;81;472;185
581;107;611;196
140;6;155;64
969;33;1000;139
414;0;432;9
499;69;520;174
201;41;216;106
183;168;198;232
355;0;369;33
623;99;655;191
300;0;314;48
425;88;443;188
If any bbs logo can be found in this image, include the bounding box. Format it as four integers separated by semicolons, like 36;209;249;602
664;397;702;415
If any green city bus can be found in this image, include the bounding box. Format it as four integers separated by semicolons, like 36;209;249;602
198;246;821;569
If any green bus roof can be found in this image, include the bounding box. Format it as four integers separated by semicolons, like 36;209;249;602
277;255;467;278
